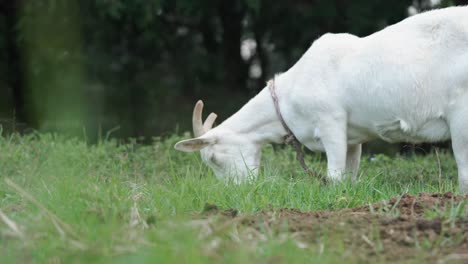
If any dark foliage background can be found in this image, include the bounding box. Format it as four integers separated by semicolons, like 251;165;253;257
0;0;466;146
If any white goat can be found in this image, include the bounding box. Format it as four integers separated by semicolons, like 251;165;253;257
175;6;468;192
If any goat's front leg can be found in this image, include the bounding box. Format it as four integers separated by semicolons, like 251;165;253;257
320;118;348;181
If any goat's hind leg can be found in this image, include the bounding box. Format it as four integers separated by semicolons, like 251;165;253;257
449;108;468;193
346;144;362;181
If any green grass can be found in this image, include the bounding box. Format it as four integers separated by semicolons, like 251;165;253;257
0;133;462;263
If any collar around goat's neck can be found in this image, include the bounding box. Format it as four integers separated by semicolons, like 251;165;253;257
268;78;321;180
267;78;295;144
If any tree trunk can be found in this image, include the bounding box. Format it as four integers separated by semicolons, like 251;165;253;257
4;0;28;124
252;12;268;92
218;0;248;93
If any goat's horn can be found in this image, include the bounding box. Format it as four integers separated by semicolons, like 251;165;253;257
203;112;217;131
192;100;205;137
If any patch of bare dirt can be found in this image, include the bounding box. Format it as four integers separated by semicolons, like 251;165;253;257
196;193;468;263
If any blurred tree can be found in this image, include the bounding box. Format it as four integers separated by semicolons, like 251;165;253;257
0;0;461;142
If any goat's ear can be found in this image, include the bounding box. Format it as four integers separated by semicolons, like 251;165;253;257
174;137;215;152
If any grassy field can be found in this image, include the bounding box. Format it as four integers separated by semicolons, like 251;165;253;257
0;133;466;263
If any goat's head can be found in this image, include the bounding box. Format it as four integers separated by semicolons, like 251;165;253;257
174;101;261;183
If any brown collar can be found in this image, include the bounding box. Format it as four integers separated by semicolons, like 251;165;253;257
267;79;295;144
268;79;321;180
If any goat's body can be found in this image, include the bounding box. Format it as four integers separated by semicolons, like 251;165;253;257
176;6;468;192
272;7;468;190
279;6;468;148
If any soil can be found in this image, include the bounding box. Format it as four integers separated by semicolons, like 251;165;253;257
198;193;468;263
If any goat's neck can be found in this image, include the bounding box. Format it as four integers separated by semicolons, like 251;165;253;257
218;87;287;144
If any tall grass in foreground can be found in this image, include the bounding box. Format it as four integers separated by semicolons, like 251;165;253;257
0;133;459;263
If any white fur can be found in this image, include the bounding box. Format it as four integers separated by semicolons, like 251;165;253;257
175;6;468;192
